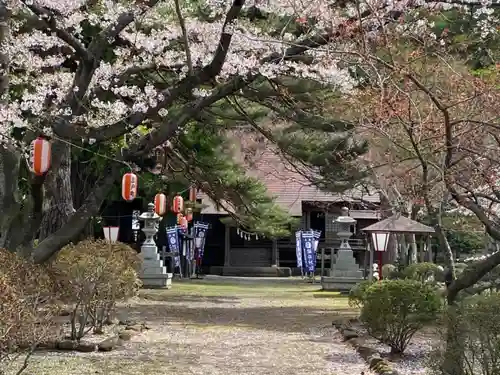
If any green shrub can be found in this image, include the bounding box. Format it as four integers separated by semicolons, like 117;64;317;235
403;262;443;283
360;279;442;354
428;293;500;375
348;280;374;308
51;240;142;339
388;270;405;279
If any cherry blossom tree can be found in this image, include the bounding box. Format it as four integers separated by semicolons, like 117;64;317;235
0;0;497;267
0;0;367;262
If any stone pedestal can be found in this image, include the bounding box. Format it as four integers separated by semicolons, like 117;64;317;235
139;203;172;288
322;248;363;291
140;243;172;288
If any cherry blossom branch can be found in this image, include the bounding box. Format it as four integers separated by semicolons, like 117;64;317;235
173;0;193;75
128;75;252;157
85;63;183;106
21;0;91;62
88;0;162;58
56;0;162;123
54;0;381;144
430;0;500;7
53;0;246;142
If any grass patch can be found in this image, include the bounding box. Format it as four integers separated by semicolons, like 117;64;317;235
140;280;324;299
312;291;343;298
140;280;354;311
11;355;169;375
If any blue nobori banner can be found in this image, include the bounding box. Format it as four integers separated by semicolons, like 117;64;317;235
295;230;303;270
301;230;315;273
166;226;181;269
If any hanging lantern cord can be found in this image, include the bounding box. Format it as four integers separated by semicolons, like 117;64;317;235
50;135;135;172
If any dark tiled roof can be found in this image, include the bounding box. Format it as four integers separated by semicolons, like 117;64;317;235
200;137;380;215
362;214;434;233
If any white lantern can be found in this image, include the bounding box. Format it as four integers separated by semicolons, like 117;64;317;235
371;232;389;252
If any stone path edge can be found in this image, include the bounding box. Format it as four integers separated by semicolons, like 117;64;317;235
332;318;400;375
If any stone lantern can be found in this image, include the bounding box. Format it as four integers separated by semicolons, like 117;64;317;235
321;207;363;291
336;207;356;251
140;203;160;245
139;203;172;288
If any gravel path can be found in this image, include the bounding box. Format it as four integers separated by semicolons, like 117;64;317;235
362;334;434;375
24;283;373;375
120;297;372;375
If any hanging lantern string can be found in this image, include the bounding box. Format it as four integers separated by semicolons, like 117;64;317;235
2;132;202;193
51;133;135;173
0;129;135;172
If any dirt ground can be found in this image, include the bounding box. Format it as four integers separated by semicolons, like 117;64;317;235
15;279;372;375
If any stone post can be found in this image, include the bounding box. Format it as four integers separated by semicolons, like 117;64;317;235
139;203;172;288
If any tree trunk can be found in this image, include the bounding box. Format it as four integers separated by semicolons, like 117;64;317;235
441;304;465;375
32;163;119;264
427;212;462;375
39;142;74;240
0;145;29;251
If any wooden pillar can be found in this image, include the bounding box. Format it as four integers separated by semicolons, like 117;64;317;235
427;235;433;263
224;224;231;266
271;239;278;266
368;242;374;280
320;247;325;277
419;237;425;263
363;245;368;280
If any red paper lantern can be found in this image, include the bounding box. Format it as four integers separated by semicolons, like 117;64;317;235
154;193;167;216
186;208;193;222
180;216;188;230
121;172;138;202
172;194;184;213
176;213;183;225
30;137;51;175
189;187;197;202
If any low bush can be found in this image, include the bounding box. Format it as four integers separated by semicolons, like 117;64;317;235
50;240;142;339
360;279;442;354
348;280;374;308
403;262;443;283
0;250;60;374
